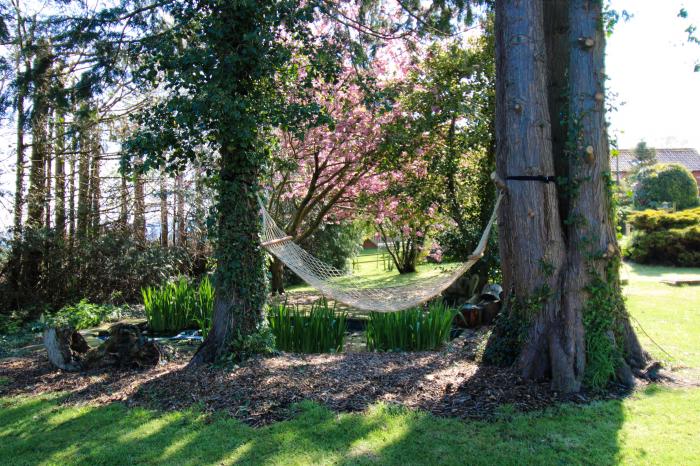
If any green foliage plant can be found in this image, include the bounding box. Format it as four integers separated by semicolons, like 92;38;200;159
142;277;214;335
365;301;457;352
634;163;699;210
44;300;124;331
267;299;347;353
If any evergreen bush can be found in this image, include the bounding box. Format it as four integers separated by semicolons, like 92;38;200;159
625;208;700;266
633;163;699;210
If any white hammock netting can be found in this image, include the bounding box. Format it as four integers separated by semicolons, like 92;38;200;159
260;193;503;312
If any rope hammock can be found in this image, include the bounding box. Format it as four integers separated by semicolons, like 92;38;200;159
260;192;504;312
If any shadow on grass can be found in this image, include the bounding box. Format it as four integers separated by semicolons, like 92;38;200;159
0;388;631;465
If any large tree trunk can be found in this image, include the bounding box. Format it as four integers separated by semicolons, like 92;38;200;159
563;0;648;385
492;0;570;389
68;132;77;249
189;144;268;366
488;0;648;393
89;131;101;237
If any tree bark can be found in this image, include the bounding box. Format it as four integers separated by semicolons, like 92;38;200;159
160;170;169;247
564;0;647;383
493;0;570;390
270;257;285;294
89;130;101;236
68;131;77;248
54;108;66;238
489;0;649;393
76;110;91;240
133;158;147;243
189;144;268;366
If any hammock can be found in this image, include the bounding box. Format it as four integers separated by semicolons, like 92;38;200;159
260;192;503;312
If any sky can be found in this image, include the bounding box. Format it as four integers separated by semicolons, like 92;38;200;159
606;0;700;150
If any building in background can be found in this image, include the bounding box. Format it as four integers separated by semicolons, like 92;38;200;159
611;148;700;187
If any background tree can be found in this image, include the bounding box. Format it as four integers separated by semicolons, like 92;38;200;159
633;140;657;169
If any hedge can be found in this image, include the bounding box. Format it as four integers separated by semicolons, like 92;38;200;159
625;208;700;266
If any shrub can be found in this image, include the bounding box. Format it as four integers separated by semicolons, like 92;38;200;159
45;300;126;330
625;225;700;267
365;301;457;352
634;163;699;210
624;208;700;266
0;228;202;315
267;299;347;353
629;207;700;232
142;277;214;335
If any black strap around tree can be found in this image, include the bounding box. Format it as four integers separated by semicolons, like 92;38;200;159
505;175;557;184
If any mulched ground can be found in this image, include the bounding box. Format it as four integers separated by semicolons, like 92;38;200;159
0;333;644;427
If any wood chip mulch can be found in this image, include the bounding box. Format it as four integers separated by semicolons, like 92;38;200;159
0;343;635;427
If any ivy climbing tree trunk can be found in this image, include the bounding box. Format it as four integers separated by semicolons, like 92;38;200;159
562;0;648;387
189;144;268;365
487;0;648;393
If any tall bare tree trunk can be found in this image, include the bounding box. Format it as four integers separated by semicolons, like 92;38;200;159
76;111;91;241
26;43;51;230
13;52;26;241
54;108;66;238
89;130;101;237
68;131;77;248
490;0;570;390
159;171;168;247
133;158;146;243
563;0;647;386
176;173;186;246
44;112;53;230
119;171;129;230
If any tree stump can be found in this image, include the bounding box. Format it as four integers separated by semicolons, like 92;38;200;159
43;327;90;372
44;323;162;371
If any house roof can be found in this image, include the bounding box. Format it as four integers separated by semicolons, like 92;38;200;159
611;148;700;172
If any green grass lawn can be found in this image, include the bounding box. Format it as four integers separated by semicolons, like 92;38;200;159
2;261;700;465
287;249;459;293
1;387;699;465
622;262;700;369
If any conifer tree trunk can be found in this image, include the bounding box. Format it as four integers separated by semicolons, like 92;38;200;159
160;171;168;247
44;113;53;230
26;43;51;230
76;113;91;240
133;158;146;243
119;171;129;230
176;173;186;246
89;131;101;236
488;0;648;393
68;132;77;248
13;52;26;241
54;108;66;238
